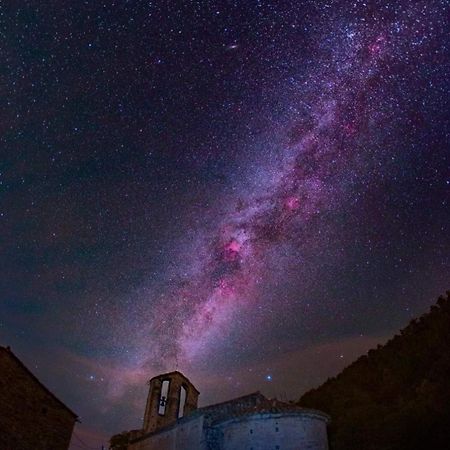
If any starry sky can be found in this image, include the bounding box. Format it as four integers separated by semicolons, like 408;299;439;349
1;1;449;448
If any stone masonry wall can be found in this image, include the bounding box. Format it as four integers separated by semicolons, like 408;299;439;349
130;415;205;450
217;413;329;450
0;347;76;450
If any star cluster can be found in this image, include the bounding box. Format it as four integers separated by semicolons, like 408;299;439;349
1;1;449;448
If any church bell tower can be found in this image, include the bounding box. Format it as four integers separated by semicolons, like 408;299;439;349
142;371;199;433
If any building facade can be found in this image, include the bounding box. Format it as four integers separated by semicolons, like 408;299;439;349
0;346;78;450
110;371;329;450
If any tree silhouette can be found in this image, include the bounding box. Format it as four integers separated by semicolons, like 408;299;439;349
299;291;450;450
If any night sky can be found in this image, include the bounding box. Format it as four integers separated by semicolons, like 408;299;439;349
1;1;449;448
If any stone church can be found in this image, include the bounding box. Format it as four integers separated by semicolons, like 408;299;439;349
110;371;329;450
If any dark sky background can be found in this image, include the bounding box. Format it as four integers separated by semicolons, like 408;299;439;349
1;1;449;448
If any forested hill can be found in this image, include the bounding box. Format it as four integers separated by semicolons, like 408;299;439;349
299;291;450;450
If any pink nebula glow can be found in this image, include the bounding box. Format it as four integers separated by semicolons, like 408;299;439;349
284;196;300;211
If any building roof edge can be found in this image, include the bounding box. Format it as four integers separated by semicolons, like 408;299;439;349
0;346;78;419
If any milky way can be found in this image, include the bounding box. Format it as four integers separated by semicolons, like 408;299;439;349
1;1;449;447
140;2;447;368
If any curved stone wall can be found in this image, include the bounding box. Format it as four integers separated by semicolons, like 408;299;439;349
216;411;329;450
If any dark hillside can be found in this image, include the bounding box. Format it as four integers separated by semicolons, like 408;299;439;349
299;291;450;450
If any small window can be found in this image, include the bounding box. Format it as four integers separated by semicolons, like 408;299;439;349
178;385;187;418
158;380;170;415
250;429;253;434
275;427;279;432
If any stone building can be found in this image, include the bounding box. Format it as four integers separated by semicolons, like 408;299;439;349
0;346;78;450
110;370;329;450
